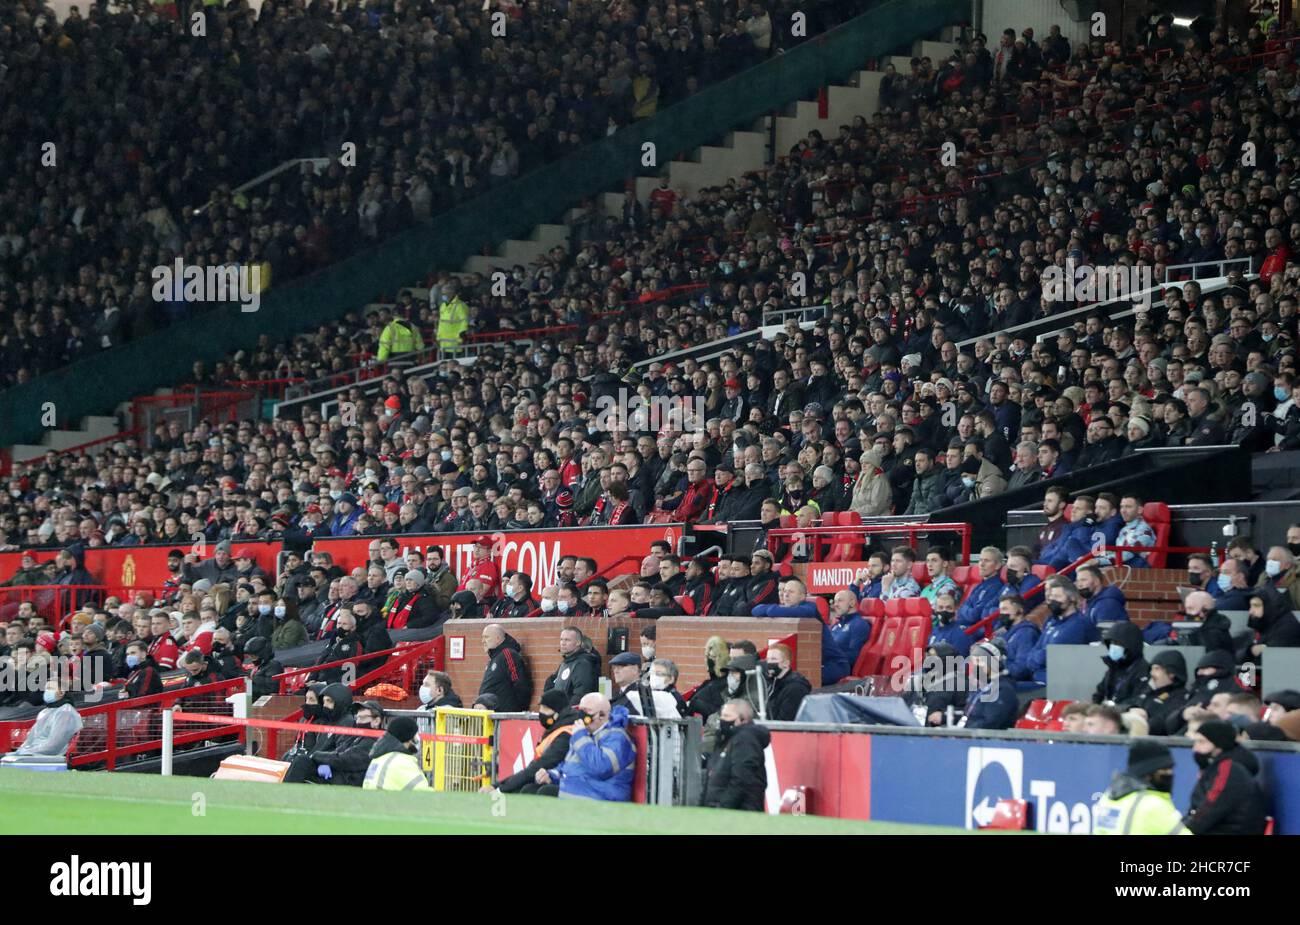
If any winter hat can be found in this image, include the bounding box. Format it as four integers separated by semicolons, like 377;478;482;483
1125;740;1174;777
556;489;574;510
386;716;419;744
405;570;426;587
539;689;570;713
1198;720;1238;752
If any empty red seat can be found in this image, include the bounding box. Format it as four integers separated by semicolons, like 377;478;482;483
853;614;901;677
812;596;830;624
951;565;979;586
1142;502;1171;568
858;598;885;619
880;613;930;678
911;562;931;587
824;511;864;562
1030;564;1056;580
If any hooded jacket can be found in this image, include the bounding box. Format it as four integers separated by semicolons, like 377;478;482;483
1093;621;1148;709
702;720;771;811
305;683;373;786
1080;584;1128;642
850;448;893;517
1136;650;1192;736
544;648;601;705
1164;651;1238;736
1248;584;1300;648
1183;745;1268;835
688;637;732;722
478;632;531;712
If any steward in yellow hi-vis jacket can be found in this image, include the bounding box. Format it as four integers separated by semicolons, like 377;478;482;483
1093;740;1190;835
377;314;424;361
362;717;430;791
435;281;470;351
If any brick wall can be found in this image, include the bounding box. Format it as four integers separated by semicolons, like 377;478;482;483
440;615;823;708
1102;567;1187;626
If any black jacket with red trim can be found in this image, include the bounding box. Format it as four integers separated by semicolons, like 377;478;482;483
1183;746;1267;835
479;633;532;712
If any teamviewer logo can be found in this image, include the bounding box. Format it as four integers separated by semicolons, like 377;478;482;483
965;748;1022;830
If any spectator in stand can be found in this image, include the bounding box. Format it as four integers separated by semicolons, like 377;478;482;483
1094;622;1148;710
1246;586;1300;660
418;671;463;710
880;546;921;600
1027;579;1091;685
1113;495;1157;568
147;611;180;671
539;693;635;802
386;569;443;629
1183;720;1268;835
1037;495;1096;571
179;648;221;688
763;643;811;721
929;589;973;657
1134;650;1192;737
491;571;538;620
1075;565;1131;642
1259;546;1300;610
825;589;871;684
120;640;163;700
994;594;1040;686
1211;557;1255;611
1168;651;1241;736
1227;538;1266;586
851;553;888;600
312;610;363;684
458;537;501;598
1059;702;1090;734
701;699;770;811
920;546;960;612
544;627;601;706
478;624;531;713
1091;493;1124;551
1003;547;1041;599
956;546;1009;629
960;640;1018;730
1035;487;1069;557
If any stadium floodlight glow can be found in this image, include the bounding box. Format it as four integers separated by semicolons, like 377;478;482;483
1171;17;1194;27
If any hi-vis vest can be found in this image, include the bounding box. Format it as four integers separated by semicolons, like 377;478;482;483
436;297;470;349
363;750;430;791
1093;789;1190;835
377;318;424;361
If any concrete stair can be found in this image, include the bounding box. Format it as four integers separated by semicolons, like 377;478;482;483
12;414;121;464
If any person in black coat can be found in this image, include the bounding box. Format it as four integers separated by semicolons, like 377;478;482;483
1165;651;1239;736
1183;720;1267;835
477;624;531;712
307;697;385;787
763;646;811;721
688;636;732;721
120;642;163;700
243;636;284;698
385;572;443;629
351;600;393;674
701;699;770;811
496;690;578;794
1247;586;1300;658
1093;621;1148;709
1135;650;1191;736
543;627;600;705
312;611;364;683
208;629;243;680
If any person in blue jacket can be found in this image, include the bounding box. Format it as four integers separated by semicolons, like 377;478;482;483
956;546;1010;628
545;693;636;802
1090;493;1125;561
1028;579;1093;684
849;553;888;601
752;577;839;681
1209;558;1254;611
1075;563;1171;644
824;589;871;684
993;594;1041;687
1005;547;1042;598
928;589;975;656
1036;495;1097;570
961;640;1020;729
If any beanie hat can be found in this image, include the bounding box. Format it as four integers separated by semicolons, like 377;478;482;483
387;716;419;744
1198;719;1238;752
1125;740;1174;777
539;689;570;713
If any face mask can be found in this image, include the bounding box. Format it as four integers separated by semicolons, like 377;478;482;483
1194;751;1213;769
126;654;141;669
441;450;452;461
1289;542;1300;557
961;476;976;488
1078;586;1094;600
539;712;556;728
764;662;781;678
935;610;955;625
330;490;342;500
302;703;320;719
717;719;735;740
556;601;570;613
726;674;741;693
540;598;556;612
641;646;655;660
1149;770;1173;793
1266;559;1283;578
1107;643;1127;662
1005;569;1021;585
258;604;272;615
418;686;434;705
1217;573;1233;592
1047;600;1066;617
649;674;669;691
43;690;58;705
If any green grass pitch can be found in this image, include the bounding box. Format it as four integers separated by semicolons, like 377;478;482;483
0;770;984;835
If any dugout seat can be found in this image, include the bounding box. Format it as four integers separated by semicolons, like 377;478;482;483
1142;502;1172;567
1015;699;1074;731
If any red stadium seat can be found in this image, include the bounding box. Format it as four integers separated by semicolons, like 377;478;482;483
852;614;901;677
1142;502;1171;568
911;561;931;587
858;598;885;620
951;565;979;586
824;511;864;562
1030;564;1056;581
1015;699;1074;731
812;596;830;625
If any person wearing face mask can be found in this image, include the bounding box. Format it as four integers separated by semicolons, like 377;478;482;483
959;639;1018;730
241;636;283;698
1092;741;1190;835
3;678;83;762
992;594;1040;685
624;658;685;718
285;687;373;786
120;640;163;700
928;589;974;657
1183;720;1267;835
1027;579;1091;685
1257;545;1300;610
417;670;462;710
310;610;363;684
493;690;579;794
1093;621;1148;710
362;716;431;792
489;571;537;620
207;627;243;680
270;597;308;651
544;627;600;706
1133;650;1191;736
700;698;770;811
762;644;811;721
537;692;635;802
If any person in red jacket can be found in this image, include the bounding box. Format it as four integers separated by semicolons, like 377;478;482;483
1259;228;1289;284
146;611;180;670
458;536;501;597
665;459;715;524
